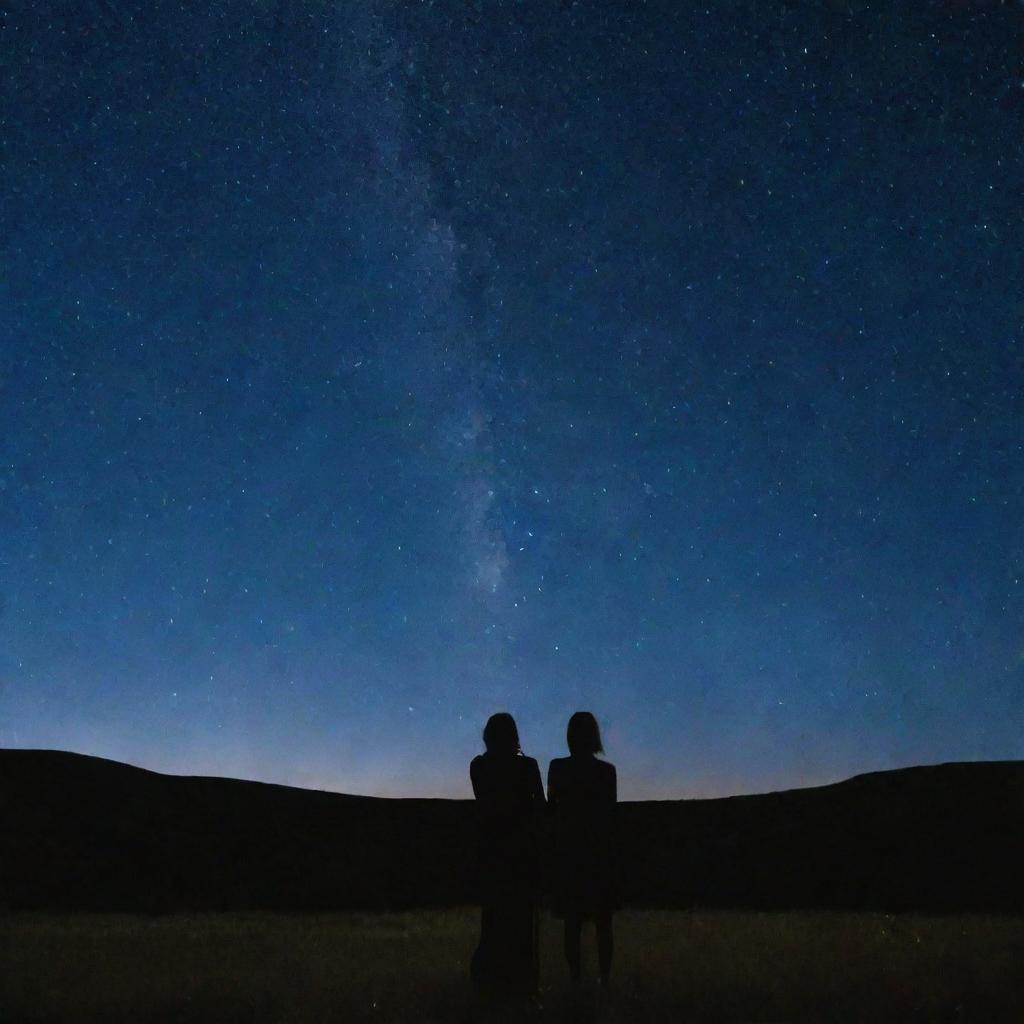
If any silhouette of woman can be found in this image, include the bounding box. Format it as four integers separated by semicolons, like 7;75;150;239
547;711;618;986
469;712;545;996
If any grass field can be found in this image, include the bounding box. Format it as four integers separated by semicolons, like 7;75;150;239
3;908;1023;1023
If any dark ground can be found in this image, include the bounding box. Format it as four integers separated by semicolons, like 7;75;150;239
4;908;1024;1023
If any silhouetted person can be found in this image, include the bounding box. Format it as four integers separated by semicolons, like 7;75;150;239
547;711;618;986
469;712;545;997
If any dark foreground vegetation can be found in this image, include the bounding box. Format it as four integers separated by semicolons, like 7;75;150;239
3;749;1024;913
4;909;1023;1023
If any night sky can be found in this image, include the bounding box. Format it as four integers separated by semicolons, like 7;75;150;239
3;1;1024;799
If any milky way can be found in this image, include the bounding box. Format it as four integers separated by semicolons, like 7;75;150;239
3;1;1023;797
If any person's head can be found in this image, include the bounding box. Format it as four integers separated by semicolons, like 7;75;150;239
483;712;521;756
566;710;603;757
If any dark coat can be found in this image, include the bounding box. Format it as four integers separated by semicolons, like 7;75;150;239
469;752;545;994
547;755;619;916
470;752;545;903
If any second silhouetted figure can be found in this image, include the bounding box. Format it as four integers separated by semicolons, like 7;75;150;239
547;711;618;986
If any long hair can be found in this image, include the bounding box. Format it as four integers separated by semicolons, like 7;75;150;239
566;710;603;757
483;712;521;756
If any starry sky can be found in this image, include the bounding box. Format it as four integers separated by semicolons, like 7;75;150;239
3;0;1024;799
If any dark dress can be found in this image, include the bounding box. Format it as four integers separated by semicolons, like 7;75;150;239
469;752;545;994
547;755;619;918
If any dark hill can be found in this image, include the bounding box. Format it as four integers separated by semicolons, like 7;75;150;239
3;749;1023;913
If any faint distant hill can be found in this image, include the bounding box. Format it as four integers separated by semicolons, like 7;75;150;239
2;749;1022;914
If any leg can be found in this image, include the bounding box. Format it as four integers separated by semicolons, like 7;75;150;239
514;903;538;996
530;906;540;994
563;913;582;983
596;911;613;982
471;905;494;990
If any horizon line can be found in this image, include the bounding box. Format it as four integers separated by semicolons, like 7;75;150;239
4;745;1020;803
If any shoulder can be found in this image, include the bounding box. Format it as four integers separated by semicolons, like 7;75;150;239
470;753;488;774
548;756;570;774
598;759;616;775
521;756;543;784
